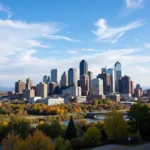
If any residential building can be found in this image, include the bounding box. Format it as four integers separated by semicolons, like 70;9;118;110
15;80;25;94
51;69;59;83
114;61;122;92
23;89;35;100
119;75;131;94
97;72;111;93
80;74;89;96
60;71;68;87
91;78;103;95
80;59;88;78
36;82;48;98
68;68;77;87
26;78;33;90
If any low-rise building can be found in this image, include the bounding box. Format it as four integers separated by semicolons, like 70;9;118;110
74;96;87;103
106;93;120;102
29;97;42;104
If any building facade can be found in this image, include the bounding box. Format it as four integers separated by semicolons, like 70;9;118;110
26;78;33;90
36;82;48;98
80;59;88;78
69;86;81;97
80;74;89;96
15;80;25;94
23;89;35;100
91;78;103;95
68;68;77;87
88;71;93;93
114;61;122;92
48;82;60;95
51;69;59;83
131;81;134;95
43;75;50;84
60;71;68;87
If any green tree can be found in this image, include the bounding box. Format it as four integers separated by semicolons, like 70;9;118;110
83;126;101;147
65;116;77;140
92;98;98;105
37;123;51;137
127;104;150;140
104;110;128;141
9;116;30;139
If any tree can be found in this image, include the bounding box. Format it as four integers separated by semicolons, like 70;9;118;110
22;130;55;150
2;132;21;150
65;116;77;140
127;104;150;140
83;126;101;147
104;110;128;141
92;98;98;105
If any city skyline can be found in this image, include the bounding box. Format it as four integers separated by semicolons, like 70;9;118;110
0;0;150;88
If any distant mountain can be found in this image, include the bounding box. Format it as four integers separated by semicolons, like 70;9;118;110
0;86;14;92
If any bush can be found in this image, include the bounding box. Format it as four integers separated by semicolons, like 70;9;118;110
71;137;85;150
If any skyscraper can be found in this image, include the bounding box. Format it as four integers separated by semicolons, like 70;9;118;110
15;80;25;94
80;59;88;78
114;61;122;92
131;81;134;95
51;69;59;83
68;68;77;87
43;75;50;84
88;71;93;92
107;68;115;93
91;78;103;95
61;71;68;87
119;75;131;94
36;82;48;98
80;74;89;96
26;78;33;90
97;72;111;93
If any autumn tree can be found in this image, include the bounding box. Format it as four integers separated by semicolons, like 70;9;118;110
104;110;128;141
65;116;77;140
2;132;21;150
92;98;98;105
83;126;101;147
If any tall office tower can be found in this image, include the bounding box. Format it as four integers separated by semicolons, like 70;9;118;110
136;84;142;91
43;75;50;84
69;86;82;97
51;69;59;83
23;89;35;100
91;78;103;95
114;61;122;92
68;68;77;87
80;59;88;78
119;75;131;94
131;81;134;95
15;80;25;94
36;82;48;98
88;71;93;92
107;68;115;93
97;72;111;93
80;74;89;96
26;78;33;90
48;82;60;95
60;71;68;87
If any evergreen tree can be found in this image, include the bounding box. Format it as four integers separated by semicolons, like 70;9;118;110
65;116;77;140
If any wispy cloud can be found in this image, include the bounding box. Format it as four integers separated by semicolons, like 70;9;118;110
145;43;150;48
81;48;100;52
27;40;49;48
44;35;81;42
0;2;12;19
93;18;143;43
67;50;78;54
125;0;143;8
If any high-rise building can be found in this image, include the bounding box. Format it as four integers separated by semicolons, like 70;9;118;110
26;78;33;90
43;75;50;84
106;68;115;93
48;82;60;95
69;86;81;97
60;71;68;87
97;72;111;93
15;80;25;94
68;68;77;87
88;71;93;92
36;82;47;98
147;89;150;97
114;61;122;92
131;81;134;95
80;74;89;96
134;89;142;97
23;89;35;100
91;78;103;95
51;69;59;83
119;75;131;94
80;59;88;78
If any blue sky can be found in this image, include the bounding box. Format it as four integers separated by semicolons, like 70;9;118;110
0;0;150;87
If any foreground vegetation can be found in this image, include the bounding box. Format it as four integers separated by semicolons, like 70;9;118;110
0;103;150;150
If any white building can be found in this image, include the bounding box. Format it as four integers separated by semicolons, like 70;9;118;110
51;69;59;83
91;78;103;95
69;86;81;97
74;96;87;103
29;97;42;104
38;97;64;106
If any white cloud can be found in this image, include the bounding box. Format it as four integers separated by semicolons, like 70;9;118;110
44;34;81;42
93;18;143;43
125;0;143;8
27;40;49;48
145;43;150;48
0;2;12;19
81;48;100;52
67;50;78;54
